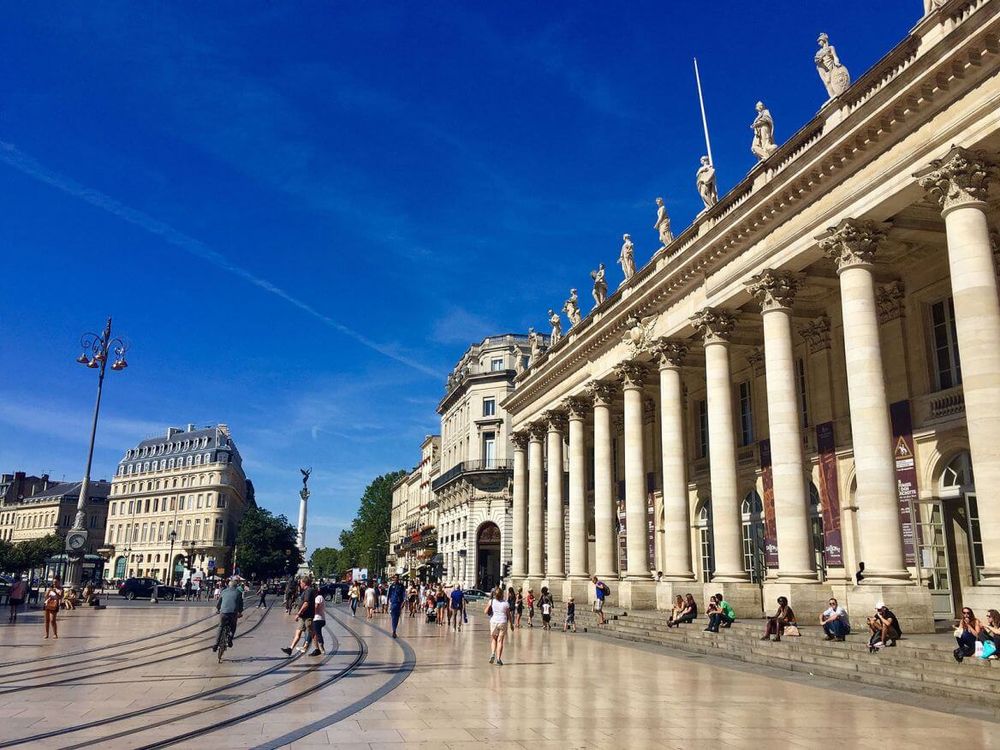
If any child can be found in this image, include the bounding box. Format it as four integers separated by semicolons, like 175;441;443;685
540;588;553;630
564;598;577;633
525;589;535;628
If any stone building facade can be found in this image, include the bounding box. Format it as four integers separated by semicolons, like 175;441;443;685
102;424;251;582
0;472;51;542
504;2;1000;632
5;479;110;552
390;436;440;578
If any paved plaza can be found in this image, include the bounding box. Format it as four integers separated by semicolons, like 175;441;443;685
0;601;997;750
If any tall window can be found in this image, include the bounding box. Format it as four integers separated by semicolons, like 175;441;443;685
741;491;765;582
696;400;709;459
482;432;496;468
931;297;962;390
738;381;754;446
697;503;714;583
796;358;810;428
490;357;504;371
482;397;496;417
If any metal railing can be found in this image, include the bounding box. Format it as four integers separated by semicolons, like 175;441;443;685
431;459;514;491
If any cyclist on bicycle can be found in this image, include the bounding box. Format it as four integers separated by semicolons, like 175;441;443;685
213;579;244;652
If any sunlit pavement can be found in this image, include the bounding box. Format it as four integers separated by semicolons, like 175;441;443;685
0;599;997;749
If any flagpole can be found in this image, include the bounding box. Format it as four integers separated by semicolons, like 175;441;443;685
693;57;714;166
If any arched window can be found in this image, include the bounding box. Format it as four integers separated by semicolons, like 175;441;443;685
741;490;766;583
939;451;982;576
696;500;713;583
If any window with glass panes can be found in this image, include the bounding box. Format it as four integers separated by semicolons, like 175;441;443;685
698;503;713;582
482;397;496;417
931;297;962;390
738;382;754;446
796;358;809;428
696;400;709;458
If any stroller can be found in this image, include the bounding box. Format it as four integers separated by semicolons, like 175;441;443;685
425;604;437;623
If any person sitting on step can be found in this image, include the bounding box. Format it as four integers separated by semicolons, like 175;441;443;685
667;593;697;628
866;601;902;653
761;596;796;642
705;593;736;632
953;606;982;662
820;597;851;641
979;609;1000;660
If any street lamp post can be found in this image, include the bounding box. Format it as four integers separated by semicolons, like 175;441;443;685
65;317;128;589
168;529;177;585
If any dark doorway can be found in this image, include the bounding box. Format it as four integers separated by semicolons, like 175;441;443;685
476;522;501;591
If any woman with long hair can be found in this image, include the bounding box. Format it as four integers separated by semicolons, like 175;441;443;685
486;586;511;666
953;606;982;662
43;576;63;639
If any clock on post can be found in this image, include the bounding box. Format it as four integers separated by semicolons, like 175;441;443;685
66;530;88;554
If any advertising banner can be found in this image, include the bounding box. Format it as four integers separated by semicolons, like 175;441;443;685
616;498;627;571
758;439;779;568
815;421;844;567
890;400;919;566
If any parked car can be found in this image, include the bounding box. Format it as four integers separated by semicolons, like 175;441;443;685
118;577;183;600
462;588;489;601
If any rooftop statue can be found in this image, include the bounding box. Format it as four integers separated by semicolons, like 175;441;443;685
654;198;674;246
924;0;946;15
591;263;608;307
528;327;542;364
618;233;636;282
815;33;850;100
548;308;562;344
696;156;718;210
513;345;525;375
563;288;582;327
751;101;777;161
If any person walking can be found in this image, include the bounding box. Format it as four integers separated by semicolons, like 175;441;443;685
515;589;524;629
506;587;516;632
43;576;63;639
487;587;511;666
310;588;326;656
387;574;407;638
284;578;298;615
256;582;267;609
525;589;535;628
450;584;466;632
539;587;554;631
281;577;318;656
591;576;609;626
564;598;577;633
435;585;447;627
8;574;26;624
364;582;377;620
184;577;192;601
348;581;360;617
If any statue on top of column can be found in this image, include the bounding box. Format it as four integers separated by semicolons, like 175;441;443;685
751;101;777;161
654;197;674;246
696;156;718;210
548;308;562;344
618;233;636;282
590;263;608;307
815;33;850;100
563;289;582;327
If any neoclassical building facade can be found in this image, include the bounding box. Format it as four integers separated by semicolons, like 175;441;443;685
504;1;1000;632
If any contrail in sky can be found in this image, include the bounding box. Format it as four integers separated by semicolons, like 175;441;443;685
0;141;441;379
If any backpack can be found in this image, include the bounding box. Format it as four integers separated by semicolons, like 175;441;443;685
601;582;611;597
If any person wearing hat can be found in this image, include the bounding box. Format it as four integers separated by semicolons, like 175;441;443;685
866;601;902;652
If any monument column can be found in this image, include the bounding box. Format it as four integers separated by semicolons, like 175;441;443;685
654;340;695;582
544;410;567;584
527;424;546;583
747;270;817;582
818;219;910;583
511;431;529;583
691;308;748;584
918;147;1000;593
589;381;618;588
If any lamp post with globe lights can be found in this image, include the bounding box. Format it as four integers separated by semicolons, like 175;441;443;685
64;317;129;589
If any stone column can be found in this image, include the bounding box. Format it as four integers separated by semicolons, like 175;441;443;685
565;397;590;580
510;431;529;581
654;339;695;581
588;381;618;583
527;424;546;581
617;361;650;580
747;269;817;582
691;308;748;582
544;410;567;582
818;219;910;583
919;147;1000;587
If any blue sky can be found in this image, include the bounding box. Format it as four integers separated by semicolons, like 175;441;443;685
0;2;912;549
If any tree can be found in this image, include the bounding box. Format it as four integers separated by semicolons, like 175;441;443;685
11;535;64;573
235;506;302;580
309;547;340;579
339;470;406;574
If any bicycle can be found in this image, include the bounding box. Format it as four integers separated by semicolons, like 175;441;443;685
214;613;237;662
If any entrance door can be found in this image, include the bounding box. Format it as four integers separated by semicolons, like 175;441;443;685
915;500;953;619
476;522;501;591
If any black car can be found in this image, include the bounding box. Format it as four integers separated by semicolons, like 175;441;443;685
118;577;182;600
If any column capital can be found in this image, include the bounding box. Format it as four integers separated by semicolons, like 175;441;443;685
511;431;529;450
915;145;998;213
746;268;802;312
798;315;832;353
527;422;547;442
817;218;889;272
587;379;617;407
563;396;590;420
543;409;568;432
616;360;647;389
652;338;689;369
876;280;905;323
690;307;736;345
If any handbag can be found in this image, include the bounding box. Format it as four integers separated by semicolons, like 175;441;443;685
981;640;998;659
44;592;59;612
784;624;801;637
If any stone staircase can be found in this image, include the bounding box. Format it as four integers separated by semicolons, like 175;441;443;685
552;603;1000;713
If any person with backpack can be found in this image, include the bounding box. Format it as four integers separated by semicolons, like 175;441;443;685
591;575;609;625
539;587;554;630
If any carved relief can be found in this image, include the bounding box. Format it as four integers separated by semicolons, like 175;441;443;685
616;360;648;389
653;338;689;369
564;396;590;420
587;380;617;407
916;146;996;212
876;280;905;323
817;218;888;271
691;307;737;345
543;409;568;432
510;431;529;450
622;313;659;355
798;316;832;353
745;346;766;377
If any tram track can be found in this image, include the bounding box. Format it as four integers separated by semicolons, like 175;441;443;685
0;601;273;696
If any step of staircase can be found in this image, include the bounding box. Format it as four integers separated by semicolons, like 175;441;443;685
552;603;1000;711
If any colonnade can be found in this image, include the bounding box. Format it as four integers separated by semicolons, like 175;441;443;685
509;147;1000;619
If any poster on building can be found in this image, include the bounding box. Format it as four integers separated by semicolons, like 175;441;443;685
616;498;627;571
815;421;844;567
758;439;779;568
890;400;919;566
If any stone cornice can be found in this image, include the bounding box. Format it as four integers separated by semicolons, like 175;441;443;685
503;3;1000;418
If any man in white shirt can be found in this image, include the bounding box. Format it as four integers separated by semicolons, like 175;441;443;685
820;597;851;641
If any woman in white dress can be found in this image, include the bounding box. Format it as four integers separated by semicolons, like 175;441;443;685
363;583;377;620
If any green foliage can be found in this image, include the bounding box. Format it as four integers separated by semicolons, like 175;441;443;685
309;547;340;579
337;470;406;574
235;506;302;580
0;534;64;574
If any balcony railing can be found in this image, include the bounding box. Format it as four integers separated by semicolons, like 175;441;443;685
431;459;514;492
